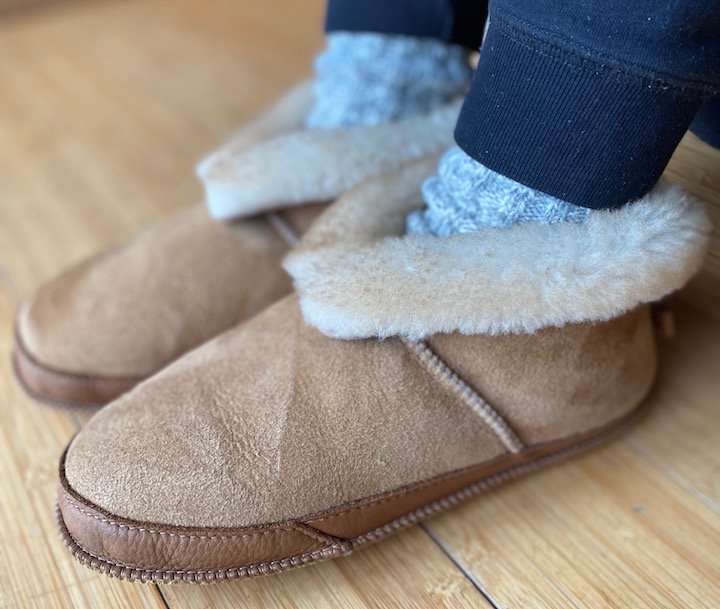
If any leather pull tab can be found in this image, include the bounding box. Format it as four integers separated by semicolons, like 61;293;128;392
652;301;676;339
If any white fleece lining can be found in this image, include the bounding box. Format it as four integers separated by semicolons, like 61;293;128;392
284;161;711;339
197;90;461;220
196;80;315;181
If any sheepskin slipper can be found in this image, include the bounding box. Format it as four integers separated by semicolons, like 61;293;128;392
14;83;460;408
12;204;323;408
56;161;709;582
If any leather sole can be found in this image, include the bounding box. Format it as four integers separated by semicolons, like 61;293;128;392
56;403;646;583
12;328;142;409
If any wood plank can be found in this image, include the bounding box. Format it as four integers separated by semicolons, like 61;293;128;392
626;301;720;508
0;0;322;291
667;134;720;321
426;443;720;609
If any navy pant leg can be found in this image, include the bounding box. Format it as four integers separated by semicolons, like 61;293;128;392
455;0;720;209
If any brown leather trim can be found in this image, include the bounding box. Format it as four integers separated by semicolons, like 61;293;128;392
12;328;142;408
56;403;645;583
58;451;341;579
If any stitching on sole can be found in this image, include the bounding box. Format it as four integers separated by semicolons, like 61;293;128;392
57;404;643;584
58;508;348;583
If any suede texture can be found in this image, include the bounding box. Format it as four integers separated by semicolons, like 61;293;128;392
64;293;654;530
65;295;508;528
429;306;656;445
17;207;298;377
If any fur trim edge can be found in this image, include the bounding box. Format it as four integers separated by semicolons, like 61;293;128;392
284;163;711;339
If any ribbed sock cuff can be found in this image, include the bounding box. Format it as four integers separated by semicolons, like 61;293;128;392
306;33;471;129
455;9;705;209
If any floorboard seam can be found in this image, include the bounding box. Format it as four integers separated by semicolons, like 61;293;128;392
0;264;20;308
155;585;173;609
420;523;504;609
624;436;719;513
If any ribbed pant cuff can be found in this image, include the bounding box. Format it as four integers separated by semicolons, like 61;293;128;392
455;10;705;209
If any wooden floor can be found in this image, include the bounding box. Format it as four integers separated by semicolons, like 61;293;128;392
0;1;718;607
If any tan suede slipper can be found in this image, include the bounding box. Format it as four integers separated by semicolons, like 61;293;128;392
56;161;709;582
13;83;461;407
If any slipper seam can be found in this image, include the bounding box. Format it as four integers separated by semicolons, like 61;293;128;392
402;338;525;453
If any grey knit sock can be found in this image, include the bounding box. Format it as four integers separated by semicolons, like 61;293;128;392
406;147;591;235
306;32;471;129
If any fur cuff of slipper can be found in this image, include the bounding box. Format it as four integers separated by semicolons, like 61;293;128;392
284;161;711;340
196;80;315;215
198;99;462;221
